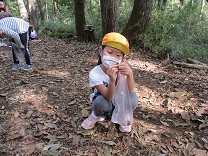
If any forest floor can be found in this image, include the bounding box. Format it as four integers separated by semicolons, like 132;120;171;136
0;38;208;156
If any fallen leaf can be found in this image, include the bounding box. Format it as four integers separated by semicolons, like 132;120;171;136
105;141;116;146
171;140;180;148
68;100;76;105
174;122;189;127
72;135;80;146
44;122;58;129
186;92;194;97
43;132;58;143
14;111;20;118
199;121;208;130
43;144;60;151
192;148;208;156
42;150;58;156
25;144;36;155
81;108;89;118
180;111;191;121
103;146;112;156
25;110;33;118
122;150;129;156
7;133;21;140
183;146;189;156
160;117;170;127
71;116;80;127
19;129;26;137
79;129;96;137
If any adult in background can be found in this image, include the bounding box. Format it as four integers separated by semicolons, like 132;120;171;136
0;17;32;71
0;0;9;13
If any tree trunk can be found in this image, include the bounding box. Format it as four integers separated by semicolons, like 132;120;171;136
46;0;49;20
201;0;207;12
28;0;37;27
100;0;118;37
36;0;45;21
17;0;28;21
122;0;154;40
74;0;86;40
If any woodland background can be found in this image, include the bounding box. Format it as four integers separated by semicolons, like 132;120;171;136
0;0;208;155
3;0;208;63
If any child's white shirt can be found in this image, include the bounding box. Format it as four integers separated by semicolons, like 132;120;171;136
89;65;109;102
89;65;109;88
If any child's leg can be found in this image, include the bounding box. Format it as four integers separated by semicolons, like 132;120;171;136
81;95;110;130
92;95;112;116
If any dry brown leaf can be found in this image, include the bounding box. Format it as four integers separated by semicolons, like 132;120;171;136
183;146;189;156
25;110;33;118
43;144;60;151
68;100;76;105
171;140;180;148
7;133;21;140
81;108;89;118
24;144;36;156
192;148;208;156
78;129;96;136
44;122;58;129
180;111;191;121
14;110;20;118
72;135;80;146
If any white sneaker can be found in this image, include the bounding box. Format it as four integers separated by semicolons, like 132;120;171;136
119;125;132;133
81;112;105;130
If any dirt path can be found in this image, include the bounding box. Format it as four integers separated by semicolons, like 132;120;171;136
0;38;207;156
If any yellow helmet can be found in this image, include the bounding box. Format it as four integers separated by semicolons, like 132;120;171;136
102;32;130;55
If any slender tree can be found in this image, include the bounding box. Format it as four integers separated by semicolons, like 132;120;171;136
100;0;118;37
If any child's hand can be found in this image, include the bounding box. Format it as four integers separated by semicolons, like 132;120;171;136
118;63;133;77
107;64;119;82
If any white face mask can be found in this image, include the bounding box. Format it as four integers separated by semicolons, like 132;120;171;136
102;55;121;68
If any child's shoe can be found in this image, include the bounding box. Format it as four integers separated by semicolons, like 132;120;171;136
22;64;33;71
11;63;19;70
81;112;105;130
119;125;132;133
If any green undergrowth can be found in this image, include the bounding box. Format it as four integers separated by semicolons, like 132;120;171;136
144;1;208;63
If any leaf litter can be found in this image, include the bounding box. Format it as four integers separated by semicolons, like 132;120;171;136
0;38;207;155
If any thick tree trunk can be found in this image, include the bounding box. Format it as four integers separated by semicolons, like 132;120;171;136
17;0;28;21
74;0;86;40
100;0;118;37
122;0;154;40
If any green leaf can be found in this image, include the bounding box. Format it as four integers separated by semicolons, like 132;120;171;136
103;146;112;156
41;150;58;156
122;150;129;156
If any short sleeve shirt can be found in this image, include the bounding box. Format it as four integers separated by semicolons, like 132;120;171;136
89;65;109;102
89;65;109;88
